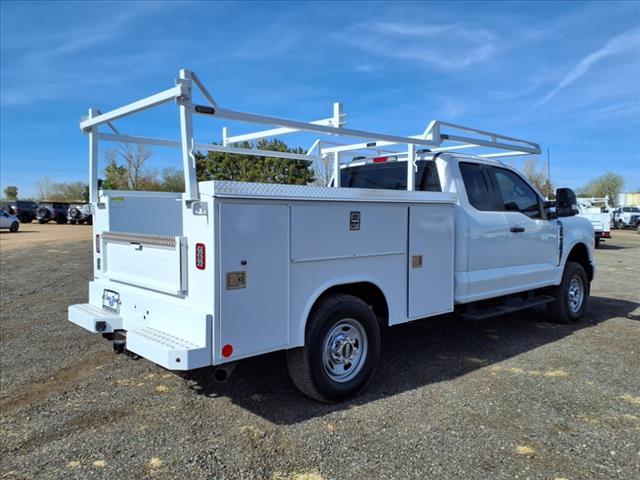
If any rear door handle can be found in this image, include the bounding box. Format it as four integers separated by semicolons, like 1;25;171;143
510;227;525;233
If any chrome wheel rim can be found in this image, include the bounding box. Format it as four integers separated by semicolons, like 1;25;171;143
567;276;584;313
322;318;368;383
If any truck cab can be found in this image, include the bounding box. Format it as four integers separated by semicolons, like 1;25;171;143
341;152;594;306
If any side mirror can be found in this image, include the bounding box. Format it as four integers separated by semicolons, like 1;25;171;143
556;188;579;217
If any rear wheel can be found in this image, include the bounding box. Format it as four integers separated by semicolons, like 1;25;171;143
9;221;19;232
547;261;588;324
595;238;601;249
287;293;381;403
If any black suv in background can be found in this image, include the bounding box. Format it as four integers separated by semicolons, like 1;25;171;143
36;202;70;224
1;200;38;223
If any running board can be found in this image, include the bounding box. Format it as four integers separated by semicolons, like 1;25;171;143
458;295;554;321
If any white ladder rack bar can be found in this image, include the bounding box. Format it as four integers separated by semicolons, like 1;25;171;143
80;84;187;131
225;117;337;144
97;133;322;162
197;107;439;148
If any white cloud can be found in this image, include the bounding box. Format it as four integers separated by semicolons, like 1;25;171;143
341;21;499;70
534;28;640;108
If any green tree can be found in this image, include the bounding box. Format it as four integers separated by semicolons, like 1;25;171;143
576;172;624;206
3;186;18;200
196;139;315;185
101;158;129;190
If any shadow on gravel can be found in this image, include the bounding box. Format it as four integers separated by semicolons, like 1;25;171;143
597;244;628;250
183;295;639;425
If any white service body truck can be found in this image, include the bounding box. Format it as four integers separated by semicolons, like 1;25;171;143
577;197;611;248
69;70;595;402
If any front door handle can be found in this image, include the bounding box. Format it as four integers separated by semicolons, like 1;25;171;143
510;227;526;233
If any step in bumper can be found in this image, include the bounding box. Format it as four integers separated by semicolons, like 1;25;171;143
69;303;122;333
126;326;211;370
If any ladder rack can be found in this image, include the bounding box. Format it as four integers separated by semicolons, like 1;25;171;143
81;69;541;203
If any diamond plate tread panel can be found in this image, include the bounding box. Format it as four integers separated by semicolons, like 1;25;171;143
130;327;201;350
209;181;457;204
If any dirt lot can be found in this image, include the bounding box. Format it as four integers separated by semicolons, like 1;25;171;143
0;228;638;480
0;223;92;251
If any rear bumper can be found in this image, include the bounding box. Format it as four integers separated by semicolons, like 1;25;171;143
69;304;122;333
68;281;213;371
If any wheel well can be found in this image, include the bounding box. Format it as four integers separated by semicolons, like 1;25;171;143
316;282;389;326
567;243;593;281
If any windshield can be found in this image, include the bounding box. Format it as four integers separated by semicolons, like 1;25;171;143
340;160;441;192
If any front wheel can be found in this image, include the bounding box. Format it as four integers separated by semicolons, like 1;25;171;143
287;293;381;403
547;261;589;324
9;221;19;232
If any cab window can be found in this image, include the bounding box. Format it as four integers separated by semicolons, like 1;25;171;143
489;167;543;219
459;162;498;211
341;160;441;192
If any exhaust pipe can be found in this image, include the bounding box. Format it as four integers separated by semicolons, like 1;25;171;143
213;362;237;383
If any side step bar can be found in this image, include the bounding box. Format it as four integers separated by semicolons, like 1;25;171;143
458;295;554;321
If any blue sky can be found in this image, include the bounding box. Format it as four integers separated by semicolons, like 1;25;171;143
1;1;639;197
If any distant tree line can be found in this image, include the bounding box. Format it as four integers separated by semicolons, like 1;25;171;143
518;159;625;206
2;146;628;207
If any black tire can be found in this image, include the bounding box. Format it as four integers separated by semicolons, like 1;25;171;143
595;238;601;249
287;293;381;403
37;219;47;224
55;216;66;224
9;221;19;232
547;261;589;324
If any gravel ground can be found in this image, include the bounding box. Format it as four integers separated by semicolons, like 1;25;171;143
1;230;639;480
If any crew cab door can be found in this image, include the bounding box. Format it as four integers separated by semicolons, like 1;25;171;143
458;162;509;300
487;166;558;290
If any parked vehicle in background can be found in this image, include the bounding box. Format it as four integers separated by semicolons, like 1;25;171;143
0;210;20;232
36;202;70;224
577;197;611;248
69;70;595;402
1;200;37;223
67;204;93;224
612;206;640;229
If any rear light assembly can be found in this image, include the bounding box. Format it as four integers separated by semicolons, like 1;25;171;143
372;155;398;163
195;243;206;270
95;234;100;253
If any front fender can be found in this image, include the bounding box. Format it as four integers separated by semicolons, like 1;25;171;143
559;215;596;277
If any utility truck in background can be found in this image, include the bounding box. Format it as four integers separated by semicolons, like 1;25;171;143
69;70;595;402
576;197;611;248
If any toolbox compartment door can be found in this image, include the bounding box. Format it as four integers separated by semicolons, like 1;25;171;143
101;232;187;295
218;203;289;361
408;204;455;319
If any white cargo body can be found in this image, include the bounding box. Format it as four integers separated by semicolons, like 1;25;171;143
71;183;455;369
70;70;595;402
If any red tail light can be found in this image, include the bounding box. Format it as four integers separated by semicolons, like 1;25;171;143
195;243;206;270
372;155;398;163
95;234;100;253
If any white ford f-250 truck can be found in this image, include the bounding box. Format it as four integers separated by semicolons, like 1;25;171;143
69;70;595;402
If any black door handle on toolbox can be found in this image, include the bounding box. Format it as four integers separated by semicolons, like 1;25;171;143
510;227;526;233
